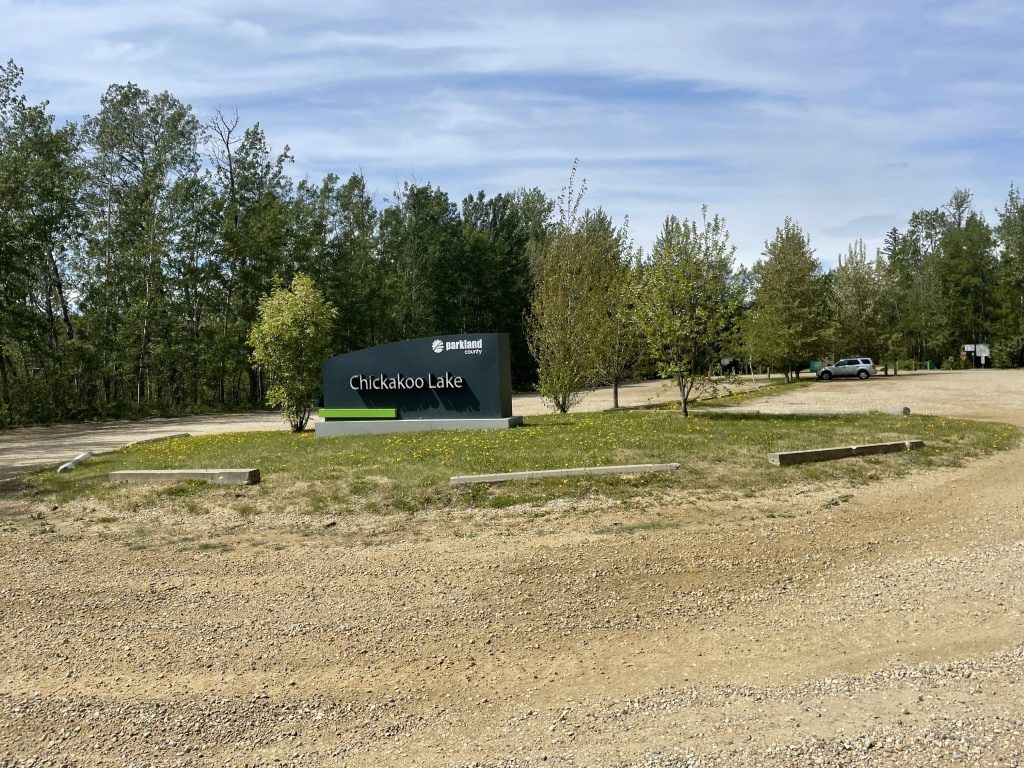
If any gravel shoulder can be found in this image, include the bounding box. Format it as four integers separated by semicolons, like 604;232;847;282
2;370;1023;766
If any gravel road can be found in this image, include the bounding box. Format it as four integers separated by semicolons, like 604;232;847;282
2;369;1023;766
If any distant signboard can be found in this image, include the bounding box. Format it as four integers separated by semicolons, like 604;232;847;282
961;342;991;366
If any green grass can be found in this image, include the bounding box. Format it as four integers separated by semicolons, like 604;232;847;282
13;409;1019;518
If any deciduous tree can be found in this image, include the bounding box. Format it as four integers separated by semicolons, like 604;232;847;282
248;275;336;432
79;82;203;408
0;59;84;422
830;239;888;361
634;208;740;416
527;163;624;412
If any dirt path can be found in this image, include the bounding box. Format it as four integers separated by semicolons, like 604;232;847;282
2;370;1023;766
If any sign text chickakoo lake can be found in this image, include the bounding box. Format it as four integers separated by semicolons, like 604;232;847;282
349;372;465;391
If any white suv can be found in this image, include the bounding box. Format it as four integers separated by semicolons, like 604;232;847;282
817;357;877;380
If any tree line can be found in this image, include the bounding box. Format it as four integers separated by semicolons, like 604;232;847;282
2;60;1023;426
531;181;1024;415
0;62;549;424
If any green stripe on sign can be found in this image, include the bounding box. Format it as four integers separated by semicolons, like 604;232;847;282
319;408;397;420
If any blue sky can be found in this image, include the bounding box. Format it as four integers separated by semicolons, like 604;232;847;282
3;0;1022;266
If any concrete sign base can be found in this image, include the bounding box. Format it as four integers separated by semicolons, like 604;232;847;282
316;416;523;437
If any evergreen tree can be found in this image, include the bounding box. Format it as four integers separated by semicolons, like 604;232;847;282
935;190;998;356
377;183;463;340
995;185;1024;366
461;190;546;389
292;172;380;353
746;218;828;381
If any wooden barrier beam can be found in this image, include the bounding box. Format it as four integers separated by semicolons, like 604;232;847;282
767;440;924;466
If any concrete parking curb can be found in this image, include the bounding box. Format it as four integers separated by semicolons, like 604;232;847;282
109;468;261;485
451;463;680;485
57;451;93;473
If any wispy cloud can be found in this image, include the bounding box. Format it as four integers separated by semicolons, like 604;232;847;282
224;20;269;42
2;0;1022;264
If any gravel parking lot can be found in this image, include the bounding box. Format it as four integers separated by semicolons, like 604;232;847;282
1;369;1023;766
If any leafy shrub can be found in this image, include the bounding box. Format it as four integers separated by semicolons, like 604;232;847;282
248;275;336;432
993;337;1024;368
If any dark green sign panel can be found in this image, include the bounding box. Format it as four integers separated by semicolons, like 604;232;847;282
321;333;513;420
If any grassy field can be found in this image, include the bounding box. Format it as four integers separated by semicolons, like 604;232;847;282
17;406;1019;526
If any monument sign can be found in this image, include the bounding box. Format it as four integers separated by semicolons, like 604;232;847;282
316;333;522;436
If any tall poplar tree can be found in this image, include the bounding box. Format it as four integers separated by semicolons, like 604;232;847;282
209;120;295;405
527;163;624;412
634;208;740;416
0;60;83;421
78;83;203;408
830;239;888;361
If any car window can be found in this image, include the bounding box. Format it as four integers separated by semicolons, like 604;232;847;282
837;359;852;366
860;359;872;365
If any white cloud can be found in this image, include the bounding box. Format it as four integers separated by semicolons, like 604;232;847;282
225;20;269;42
1;0;1021;265
85;39;159;63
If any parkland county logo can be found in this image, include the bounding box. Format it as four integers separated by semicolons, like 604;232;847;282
431;338;484;355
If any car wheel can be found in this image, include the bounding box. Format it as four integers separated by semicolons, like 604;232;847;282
857;370;869;380
820;371;832;381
